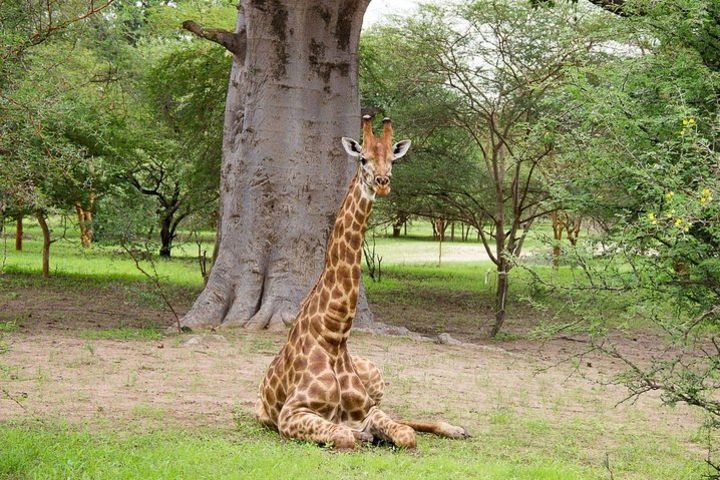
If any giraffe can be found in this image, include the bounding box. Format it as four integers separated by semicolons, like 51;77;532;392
254;115;470;450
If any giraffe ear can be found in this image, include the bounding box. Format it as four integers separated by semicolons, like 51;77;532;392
392;140;412;161
341;137;362;158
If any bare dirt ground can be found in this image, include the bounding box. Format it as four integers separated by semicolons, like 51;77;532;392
0;279;703;465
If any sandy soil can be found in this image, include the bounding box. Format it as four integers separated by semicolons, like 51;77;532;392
0;280;702;465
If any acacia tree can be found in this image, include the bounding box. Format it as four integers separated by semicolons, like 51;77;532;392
359;29;481;239
180;0;373;330
1;0;117;252
384;0;607;336
533;0;720;474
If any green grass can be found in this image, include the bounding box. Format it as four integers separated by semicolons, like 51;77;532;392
79;327;163;341
0;321;19;333
0;409;706;480
0;425;590;480
1;220;205;288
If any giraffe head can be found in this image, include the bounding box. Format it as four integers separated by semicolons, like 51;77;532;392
341;115;411;198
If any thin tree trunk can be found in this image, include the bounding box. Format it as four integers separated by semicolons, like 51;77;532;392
490;136;507;338
182;0;374;330
159;212;174;258
567;216;582;246
551;211;563;269
75;204;94;248
490;261;508;338
15;215;22;251
36;213;50;278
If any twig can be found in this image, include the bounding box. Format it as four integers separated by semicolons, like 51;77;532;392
1;386;27;411
604;452;615;480
121;242;182;333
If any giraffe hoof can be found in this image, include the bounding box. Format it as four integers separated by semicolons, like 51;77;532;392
353;431;374;443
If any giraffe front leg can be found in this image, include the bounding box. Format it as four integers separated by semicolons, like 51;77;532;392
278;406;356;450
363;406;417;449
351;355;385;405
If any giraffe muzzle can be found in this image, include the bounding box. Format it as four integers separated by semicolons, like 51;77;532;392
375;176;390;196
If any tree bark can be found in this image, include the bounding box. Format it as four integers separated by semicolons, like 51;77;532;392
182;0;374;330
15;215;22;251
159;213;173;258
75;200;94;248
490;261;508;338
551;211;563;269
36;213;50;278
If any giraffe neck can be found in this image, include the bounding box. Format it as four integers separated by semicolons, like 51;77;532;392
301;170;374;350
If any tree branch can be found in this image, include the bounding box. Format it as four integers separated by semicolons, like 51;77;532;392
585;0;638;17
182;20;246;58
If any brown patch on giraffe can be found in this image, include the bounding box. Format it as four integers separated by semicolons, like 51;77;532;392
324;269;336;287
292;356;307;371
330;286;343;299
341;275;352;293
319;289;330;309
328;301;348;317
308;348;326;367
354;209;365;224
349;233;362;251
329;243;340;266
317;372;337;386
308;297;319;315
307;383;326;399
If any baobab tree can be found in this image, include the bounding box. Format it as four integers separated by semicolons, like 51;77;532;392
181;1;374;330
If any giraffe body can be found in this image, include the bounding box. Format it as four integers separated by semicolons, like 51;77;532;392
255;116;468;449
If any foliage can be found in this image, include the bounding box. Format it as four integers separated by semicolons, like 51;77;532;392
530;0;720;473
1;0;233;258
362;0;612;335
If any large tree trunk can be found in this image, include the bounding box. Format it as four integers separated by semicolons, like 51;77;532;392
36;213;50;278
182;0;374;330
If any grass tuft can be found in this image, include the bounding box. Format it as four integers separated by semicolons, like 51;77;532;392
79;327;163;341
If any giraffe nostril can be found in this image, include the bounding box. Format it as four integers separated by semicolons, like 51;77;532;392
375;176;389;186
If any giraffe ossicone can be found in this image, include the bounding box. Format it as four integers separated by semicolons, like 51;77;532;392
255;115;470;450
